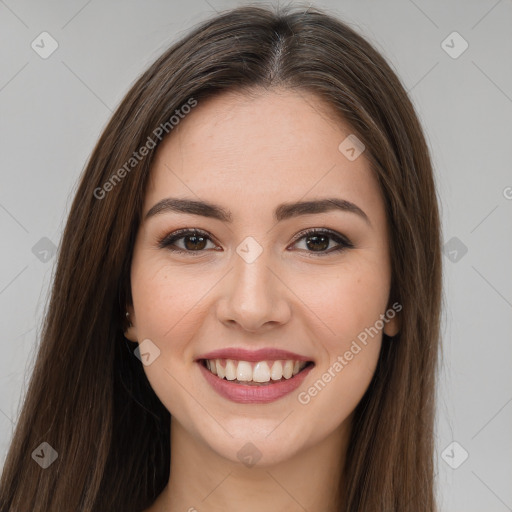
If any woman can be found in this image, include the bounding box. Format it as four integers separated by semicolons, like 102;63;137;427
0;4;442;511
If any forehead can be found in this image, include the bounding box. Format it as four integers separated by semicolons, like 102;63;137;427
144;88;385;224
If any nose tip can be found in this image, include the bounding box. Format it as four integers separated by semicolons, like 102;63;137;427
216;256;291;332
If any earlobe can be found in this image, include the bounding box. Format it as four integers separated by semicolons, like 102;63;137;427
124;308;138;342
383;311;401;337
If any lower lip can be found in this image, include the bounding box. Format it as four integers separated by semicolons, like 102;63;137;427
198;362;314;404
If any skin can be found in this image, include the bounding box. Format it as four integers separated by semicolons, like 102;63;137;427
125;88;400;512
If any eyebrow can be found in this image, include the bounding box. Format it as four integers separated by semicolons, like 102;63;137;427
145;197;371;225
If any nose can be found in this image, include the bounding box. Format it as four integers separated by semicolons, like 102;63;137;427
215;248;292;333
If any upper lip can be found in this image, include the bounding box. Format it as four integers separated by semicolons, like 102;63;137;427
196;348;313;363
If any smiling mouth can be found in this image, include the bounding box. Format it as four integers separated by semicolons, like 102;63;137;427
200;358;314;386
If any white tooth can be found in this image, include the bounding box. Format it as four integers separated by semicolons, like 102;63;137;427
299;361;308;371
225;359;237;380
216;359;225;379
292;361;301;376
283;360;294;379
270;360;283;380
237;361;253;382
253;361;271;382
210;360;217;375
205;360;211;371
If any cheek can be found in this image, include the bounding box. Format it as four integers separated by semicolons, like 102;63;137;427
129;258;207;412
293;258;390;345
131;255;208;336
294;268;386;424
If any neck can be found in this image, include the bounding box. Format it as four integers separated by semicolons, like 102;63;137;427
151;417;349;512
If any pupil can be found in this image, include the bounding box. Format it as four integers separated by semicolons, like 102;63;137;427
185;234;207;250
306;234;329;251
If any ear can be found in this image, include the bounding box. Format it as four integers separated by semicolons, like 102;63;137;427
124;304;139;342
383;303;401;337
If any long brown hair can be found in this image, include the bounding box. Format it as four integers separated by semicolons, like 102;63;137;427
0;4;442;511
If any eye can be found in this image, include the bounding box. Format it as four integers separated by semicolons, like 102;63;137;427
158;228;354;256
158;229;218;255
289;228;354;256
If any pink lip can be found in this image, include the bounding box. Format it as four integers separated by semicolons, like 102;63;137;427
198;361;314;404
197;347;312;363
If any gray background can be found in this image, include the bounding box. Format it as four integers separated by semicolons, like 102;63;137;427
1;0;511;510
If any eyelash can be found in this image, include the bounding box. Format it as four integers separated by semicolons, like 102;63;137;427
157;228;354;257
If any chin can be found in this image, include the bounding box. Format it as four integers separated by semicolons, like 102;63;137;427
197;419;313;468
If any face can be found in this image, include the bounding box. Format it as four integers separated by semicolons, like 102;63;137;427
125;88;400;466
